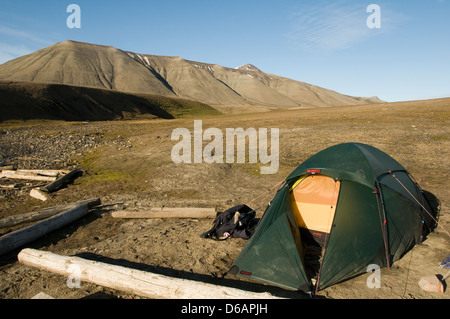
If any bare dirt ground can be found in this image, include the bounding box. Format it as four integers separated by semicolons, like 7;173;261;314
0;98;449;300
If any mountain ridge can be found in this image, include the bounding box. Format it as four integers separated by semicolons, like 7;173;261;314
0;40;383;109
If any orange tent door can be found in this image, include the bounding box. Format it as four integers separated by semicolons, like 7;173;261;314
290;175;340;247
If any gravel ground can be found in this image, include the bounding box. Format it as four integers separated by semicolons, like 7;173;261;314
1;125;106;169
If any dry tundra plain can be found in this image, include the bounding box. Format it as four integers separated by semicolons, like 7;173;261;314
0;98;449;299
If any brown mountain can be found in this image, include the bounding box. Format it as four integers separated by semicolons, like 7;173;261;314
0;40;382;110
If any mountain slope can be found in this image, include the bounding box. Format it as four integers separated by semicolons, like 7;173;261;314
0;80;220;121
142;55;248;106
0;41;175;97
0;40;383;108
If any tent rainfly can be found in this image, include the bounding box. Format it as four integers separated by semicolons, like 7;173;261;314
229;143;440;294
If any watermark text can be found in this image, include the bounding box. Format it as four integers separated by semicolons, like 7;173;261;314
66;4;81;29
367;4;381;29
171;120;279;174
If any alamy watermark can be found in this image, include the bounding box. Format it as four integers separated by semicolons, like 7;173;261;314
367;4;381;29
171;120;279;174
66;4;81;29
366;264;381;289
66;263;81;289
65;4;380;30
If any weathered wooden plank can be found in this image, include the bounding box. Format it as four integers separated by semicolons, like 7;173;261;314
29;188;49;201
111;207;217;219
0;170;57;182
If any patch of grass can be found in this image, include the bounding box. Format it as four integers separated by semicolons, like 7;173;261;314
76;148;132;183
431;135;448;141
83;171;133;183
162;189;202;200
159;100;221;118
241;164;262;176
77;148;103;170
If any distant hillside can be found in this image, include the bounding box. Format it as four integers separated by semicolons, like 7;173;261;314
0;40;383;109
0;81;220;122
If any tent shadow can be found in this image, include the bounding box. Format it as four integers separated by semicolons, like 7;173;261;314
0;205;114;267
436;274;448;292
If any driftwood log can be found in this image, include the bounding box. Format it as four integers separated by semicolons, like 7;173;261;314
0;198;101;229
0;198;101;256
42;169;83;193
18;248;281;299
0;206;66;229
111;207;217;219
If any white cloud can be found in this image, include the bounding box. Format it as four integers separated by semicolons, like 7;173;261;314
0;53;16;65
284;1;401;51
0;25;52;45
0;42;34;65
0;25;52;64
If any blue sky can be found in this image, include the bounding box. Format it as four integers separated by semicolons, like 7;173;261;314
0;0;449;102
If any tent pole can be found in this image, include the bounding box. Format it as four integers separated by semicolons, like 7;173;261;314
375;183;395;298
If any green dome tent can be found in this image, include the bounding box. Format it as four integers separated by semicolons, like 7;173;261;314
229;143;439;294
